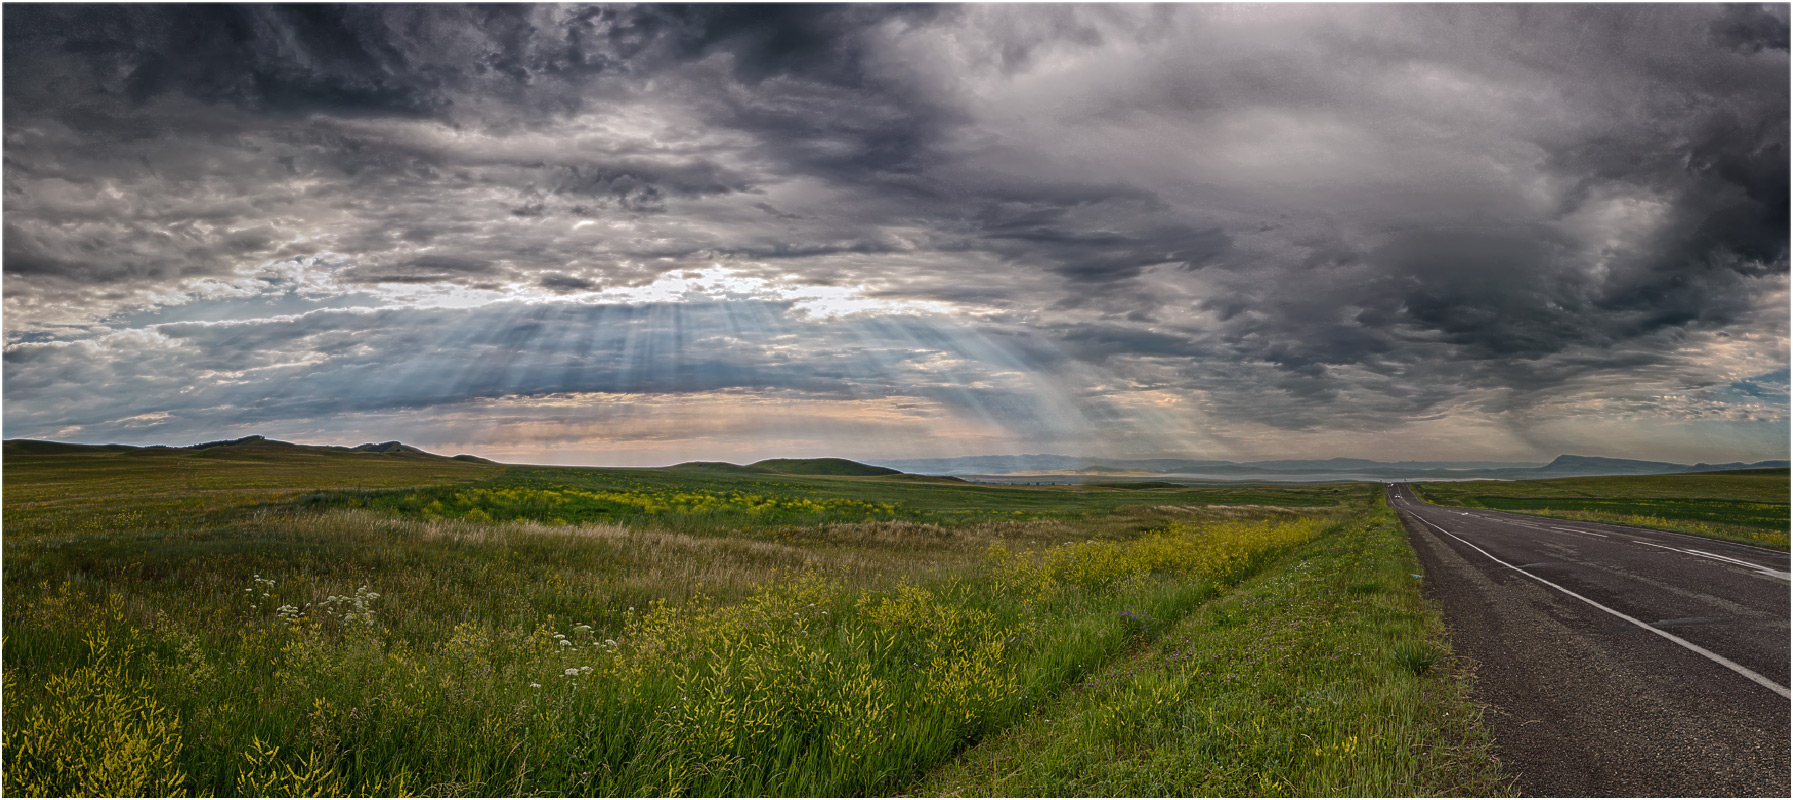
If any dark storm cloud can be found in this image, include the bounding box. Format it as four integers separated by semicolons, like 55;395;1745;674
665;3;947;84
1055;324;1205;363
1710;3;1791;54
976;198;1234;284
3;4;665;118
4;4;1787;459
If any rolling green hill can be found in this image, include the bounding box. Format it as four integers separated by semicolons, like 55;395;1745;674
1;437;499;538
746;457;903;476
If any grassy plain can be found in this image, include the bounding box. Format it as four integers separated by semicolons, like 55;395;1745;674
3;443;1501;796
2;441;496;539
1412;469;1790;550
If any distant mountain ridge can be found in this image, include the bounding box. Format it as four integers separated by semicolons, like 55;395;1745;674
5;435;497;464
5;436;1781;481
868;453;1789;481
1535;454;1681;474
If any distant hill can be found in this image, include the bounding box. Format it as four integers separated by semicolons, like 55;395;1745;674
870;452;1788;482
747;458;902;476
8;437;1779;482
1688;461;1791;473
352;440;433;456
1535;454;1686;474
5;435;495;464
185;434;296;450
663;458;905;476
669;461;763;473
2;439;138;456
871;454;1536;476
870;454;1097;474
887;473;971;484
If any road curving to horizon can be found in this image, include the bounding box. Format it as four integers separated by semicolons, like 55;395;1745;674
1389;483;1790;797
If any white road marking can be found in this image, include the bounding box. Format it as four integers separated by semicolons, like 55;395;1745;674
1479;508;1789;557
1543;525;1610;539
1412;513;1791;700
1632;541;1790;582
1687;548;1778;571
1395;488;1788;566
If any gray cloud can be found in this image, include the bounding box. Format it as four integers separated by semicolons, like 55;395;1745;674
4;4;1786;462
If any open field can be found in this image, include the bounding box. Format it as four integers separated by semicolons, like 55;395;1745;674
1411;469;1790;550
1;440;498;540
3;445;1500;796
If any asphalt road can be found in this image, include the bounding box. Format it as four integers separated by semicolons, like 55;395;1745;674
1389;483;1790;797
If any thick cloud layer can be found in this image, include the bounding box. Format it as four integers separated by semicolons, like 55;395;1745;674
4;4;1787;464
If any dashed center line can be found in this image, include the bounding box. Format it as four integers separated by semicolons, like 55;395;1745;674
1632;540;1790;582
1410;513;1790;699
1408;499;1773;566
1546;525;1609;539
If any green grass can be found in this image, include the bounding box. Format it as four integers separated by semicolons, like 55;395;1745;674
1412;470;1790;550
3;447;1501;796
1;444;497;539
915;501;1505;796
297;465;1360;542
3;444;1362;542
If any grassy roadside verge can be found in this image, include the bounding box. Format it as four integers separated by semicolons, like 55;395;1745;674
913;500;1508;797
1411;471;1789;551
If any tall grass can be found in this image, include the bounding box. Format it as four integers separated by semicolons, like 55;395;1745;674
325;483;903;531
3;503;1333;796
917;503;1507;796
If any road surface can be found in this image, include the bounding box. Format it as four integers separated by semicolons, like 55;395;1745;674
1389;483;1790;797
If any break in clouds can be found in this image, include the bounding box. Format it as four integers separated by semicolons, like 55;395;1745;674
3;3;1788;465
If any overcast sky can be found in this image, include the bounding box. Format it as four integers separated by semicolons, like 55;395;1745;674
3;3;1787;466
